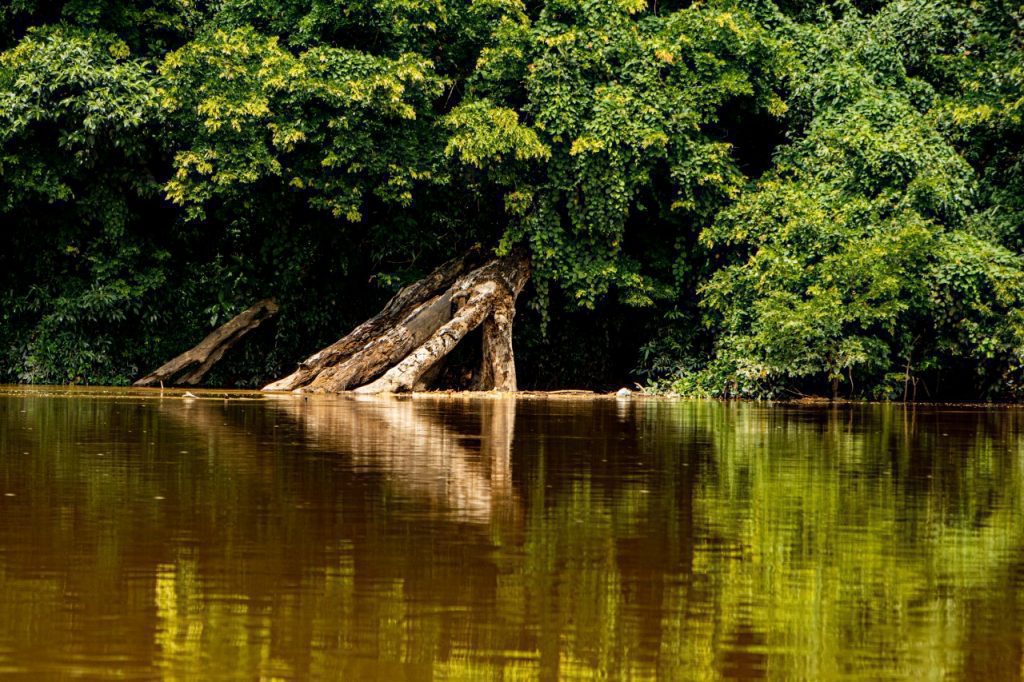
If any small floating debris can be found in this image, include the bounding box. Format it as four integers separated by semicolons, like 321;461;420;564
4;493;14;497
183;391;199;400
616;387;632;397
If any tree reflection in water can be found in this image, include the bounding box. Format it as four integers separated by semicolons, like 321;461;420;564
0;389;1022;680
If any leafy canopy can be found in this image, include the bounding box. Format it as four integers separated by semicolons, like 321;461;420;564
1;0;1022;398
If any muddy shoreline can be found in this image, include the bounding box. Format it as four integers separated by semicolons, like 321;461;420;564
3;384;1024;409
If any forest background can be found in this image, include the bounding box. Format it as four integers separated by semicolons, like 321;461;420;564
1;0;1021;399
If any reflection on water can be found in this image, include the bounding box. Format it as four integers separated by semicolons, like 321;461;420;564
0;388;1022;679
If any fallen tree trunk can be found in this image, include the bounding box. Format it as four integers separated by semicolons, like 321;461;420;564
262;249;482;392
263;249;529;394
134;299;278;387
355;253;528;394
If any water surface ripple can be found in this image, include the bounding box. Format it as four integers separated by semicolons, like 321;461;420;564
0;387;1021;680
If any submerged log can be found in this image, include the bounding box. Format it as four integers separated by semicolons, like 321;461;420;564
264;249;530;394
134;299;278;387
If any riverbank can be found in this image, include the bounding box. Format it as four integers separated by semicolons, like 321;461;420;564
4;384;1024;409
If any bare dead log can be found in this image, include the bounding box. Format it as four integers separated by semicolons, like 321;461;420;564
476;290;518;391
263;248;530;394
300;288;454;393
134;299;278;387
262;249;481;392
354;251;529;394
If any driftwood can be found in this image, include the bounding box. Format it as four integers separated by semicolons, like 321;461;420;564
262;250;482;392
134;299;278;387
263;249;530;394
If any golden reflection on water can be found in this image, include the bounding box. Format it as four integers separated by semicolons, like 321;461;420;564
0;387;1023;679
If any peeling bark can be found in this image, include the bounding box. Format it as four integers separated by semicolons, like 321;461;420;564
134;299;278;387
262;249;480;392
354;251;529;394
300;289;454;393
477;291;518;391
264;249;530;394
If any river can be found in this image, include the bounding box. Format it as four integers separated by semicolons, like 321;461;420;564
0;387;1021;679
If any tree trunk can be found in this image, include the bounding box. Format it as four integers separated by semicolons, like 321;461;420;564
476;291;518;391
134;299;278;387
261;249;481;392
299;289;455;393
264;249;529;394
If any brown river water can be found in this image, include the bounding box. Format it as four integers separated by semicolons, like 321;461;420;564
0;386;1022;680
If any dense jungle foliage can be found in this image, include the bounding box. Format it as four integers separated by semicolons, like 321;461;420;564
0;0;1021;399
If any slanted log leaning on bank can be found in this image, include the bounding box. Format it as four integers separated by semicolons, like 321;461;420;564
134;299;279;387
263;249;530;394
